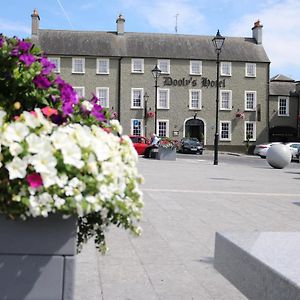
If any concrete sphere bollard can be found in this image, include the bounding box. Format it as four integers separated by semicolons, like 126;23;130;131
266;144;291;169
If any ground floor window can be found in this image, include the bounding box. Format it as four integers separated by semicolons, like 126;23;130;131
96;87;109;108
244;121;256;141
220;121;231;141
131;119;143;136
158;120;169;137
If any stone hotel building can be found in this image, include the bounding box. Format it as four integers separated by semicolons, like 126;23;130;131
31;10;271;151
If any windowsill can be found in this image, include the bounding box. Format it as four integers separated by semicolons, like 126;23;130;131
245;75;256;78
189;73;202;76
131;71;144;74
220;139;232;142
220;109;232;111
220;74;231;77
157;108;170;110
96;73;110;75
72;72;85;74
130;107;144;110
278;115;289;117
244;109;256;112
188;108;201;111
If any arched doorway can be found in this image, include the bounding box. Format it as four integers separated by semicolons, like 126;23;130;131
184;118;205;142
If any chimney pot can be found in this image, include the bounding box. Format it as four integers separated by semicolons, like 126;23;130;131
116;14;125;35
252;20;263;44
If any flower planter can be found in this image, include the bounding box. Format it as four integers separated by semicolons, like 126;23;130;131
0;214;77;300
157;147;176;160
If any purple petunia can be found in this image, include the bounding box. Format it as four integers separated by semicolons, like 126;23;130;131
18;41;32;52
0;37;3;48
33;75;52;89
19;53;36;67
10;48;19;56
91;104;106;121
54;75;65;87
40;57;56;75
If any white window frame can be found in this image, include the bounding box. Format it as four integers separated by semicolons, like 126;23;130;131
220;90;232;110
131;88;144;109
131;58;144;73
72;57;85;74
244;121;256;141
190;60;202;75
157;88;170;109
96;87;109;108
189;89;202;110
220;62;232;76
73;87;85;98
244;91;257;111
131;119;144;136
96;58;109;74
157;119;169;137
48;57;60;73
158;59;170;74
220;121;232;141
278;96;289;116
245;63;256;77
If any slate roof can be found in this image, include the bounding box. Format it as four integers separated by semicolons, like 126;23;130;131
269;74;296;96
37;29;270;63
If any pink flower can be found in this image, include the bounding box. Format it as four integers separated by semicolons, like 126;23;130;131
26;173;43;188
41;106;58;117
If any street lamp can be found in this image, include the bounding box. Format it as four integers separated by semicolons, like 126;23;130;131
143;92;149;137
151;65;162;134
212;30;225;165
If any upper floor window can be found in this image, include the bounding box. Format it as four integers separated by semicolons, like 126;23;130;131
131;59;144;73
245;63;256;77
189;89;201;110
74;87;85;99
220;90;232;110
48;57;60;73
131;88;143;108
157;120;169;137
131;119;143;136
72;57;85;74
97;58;109;74
278;96;289;116
158;88;170;109
190;61;202;75
245;121;256;141
220;62;231;76
158;59;170;74
245;91;257;111
220;121;231;141
96;87;109;108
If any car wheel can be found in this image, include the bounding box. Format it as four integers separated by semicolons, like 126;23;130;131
198;151;203;155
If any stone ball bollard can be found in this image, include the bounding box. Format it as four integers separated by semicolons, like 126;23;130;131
266;144;291;169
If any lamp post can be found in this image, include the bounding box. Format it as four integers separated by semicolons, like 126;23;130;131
212;30;225;165
143;92;149;137
151;65;162;134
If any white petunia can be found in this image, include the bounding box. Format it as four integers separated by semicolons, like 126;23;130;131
8;142;23;156
91;140;110;162
40;173;57;188
82;100;93;111
87;153;98;175
26;133;52;154
3;122;29;143
110;120;123;134
5;156;28;179
22;111;41;128
53;195;65;208
61;144;84;169
29;152;57;175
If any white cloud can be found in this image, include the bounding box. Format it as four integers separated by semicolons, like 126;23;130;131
227;0;300;76
0;18;30;35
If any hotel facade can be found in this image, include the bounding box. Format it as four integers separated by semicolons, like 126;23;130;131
31;10;272;152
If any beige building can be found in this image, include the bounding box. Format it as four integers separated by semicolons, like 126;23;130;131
31;10;271;152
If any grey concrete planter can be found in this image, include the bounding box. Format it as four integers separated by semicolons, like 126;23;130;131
157;147;176;160
0;214;77;300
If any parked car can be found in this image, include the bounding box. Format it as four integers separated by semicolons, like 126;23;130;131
177;137;204;154
129;135;150;155
285;142;300;161
253;142;281;158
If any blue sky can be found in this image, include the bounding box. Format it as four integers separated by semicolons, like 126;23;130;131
1;0;300;80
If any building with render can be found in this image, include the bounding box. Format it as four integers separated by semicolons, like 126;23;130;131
31;9;272;151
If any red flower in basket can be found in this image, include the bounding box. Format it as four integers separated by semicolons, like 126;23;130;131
147;111;155;118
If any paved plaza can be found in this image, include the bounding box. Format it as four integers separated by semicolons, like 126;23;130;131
75;153;300;300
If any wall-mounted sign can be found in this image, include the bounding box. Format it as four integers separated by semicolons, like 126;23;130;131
163;76;226;88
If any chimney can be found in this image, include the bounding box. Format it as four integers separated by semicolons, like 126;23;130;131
31;8;40;37
252;20;263;44
116;14;125;35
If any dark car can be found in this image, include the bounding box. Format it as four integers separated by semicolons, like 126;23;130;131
129;135;150;155
177;138;204;154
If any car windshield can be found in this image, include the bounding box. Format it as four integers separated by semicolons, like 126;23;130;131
190;138;199;142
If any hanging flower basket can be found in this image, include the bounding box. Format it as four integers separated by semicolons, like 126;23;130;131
147;111;155;118
235;112;245;119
